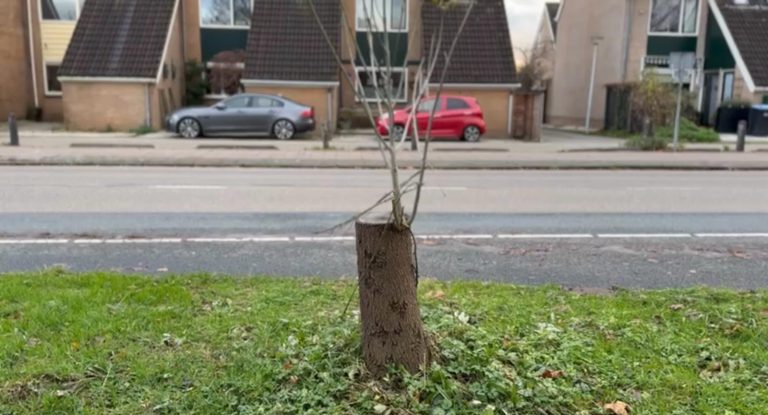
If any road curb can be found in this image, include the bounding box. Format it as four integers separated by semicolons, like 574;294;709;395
2;156;768;170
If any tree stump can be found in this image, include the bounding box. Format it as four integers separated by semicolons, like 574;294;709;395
355;216;429;378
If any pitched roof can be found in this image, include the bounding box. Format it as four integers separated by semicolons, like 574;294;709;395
546;2;560;37
243;0;340;82
422;0;517;85
59;0;175;79
715;0;768;87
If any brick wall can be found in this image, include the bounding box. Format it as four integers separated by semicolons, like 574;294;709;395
62;82;148;131
0;0;31;119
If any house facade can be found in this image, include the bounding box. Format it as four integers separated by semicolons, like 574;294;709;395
2;0;520;136
540;0;768;130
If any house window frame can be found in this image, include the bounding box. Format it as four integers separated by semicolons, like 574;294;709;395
720;70;735;102
39;0;84;22
354;66;409;103
647;0;702;37
199;0;255;29
355;0;409;33
43;61;63;96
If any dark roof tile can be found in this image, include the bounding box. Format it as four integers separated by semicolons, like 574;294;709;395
59;0;175;79
243;0;340;82
718;1;768;87
422;0;517;85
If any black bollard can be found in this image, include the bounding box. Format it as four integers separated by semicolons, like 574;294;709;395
8;113;19;146
736;120;746;153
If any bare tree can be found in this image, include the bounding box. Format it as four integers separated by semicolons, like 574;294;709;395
515;39;552;92
305;0;475;377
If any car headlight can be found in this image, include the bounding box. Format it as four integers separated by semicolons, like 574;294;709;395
168;114;180;123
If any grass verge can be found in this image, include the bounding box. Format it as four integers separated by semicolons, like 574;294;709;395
2;271;767;414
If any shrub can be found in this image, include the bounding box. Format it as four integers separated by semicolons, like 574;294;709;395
184;60;208;106
656;118;719;143
626;135;669;151
129;125;155;136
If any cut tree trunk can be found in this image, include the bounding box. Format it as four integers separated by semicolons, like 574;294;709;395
355;216;429;378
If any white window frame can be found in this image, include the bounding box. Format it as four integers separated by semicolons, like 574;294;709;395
355;0;409;33
43;61;63;96
354;66;408;103
720;70;735;102
199;0;254;29
39;0;83;22
647;0;702;37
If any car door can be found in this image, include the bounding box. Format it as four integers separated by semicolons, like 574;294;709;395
415;98;443;135
207;95;252;132
443;98;473;137
249;96;281;133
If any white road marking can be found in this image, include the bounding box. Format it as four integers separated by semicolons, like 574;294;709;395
597;233;692;239
151;185;227;190
0;239;69;244
416;234;494;240
498;234;594;239
1;232;768;246
294;236;355;242
694;233;768;238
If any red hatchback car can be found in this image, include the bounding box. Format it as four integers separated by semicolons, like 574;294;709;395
375;95;486;142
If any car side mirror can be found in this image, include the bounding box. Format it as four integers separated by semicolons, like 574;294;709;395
215;103;226;110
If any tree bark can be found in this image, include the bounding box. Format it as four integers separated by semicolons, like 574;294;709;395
355;216;429;378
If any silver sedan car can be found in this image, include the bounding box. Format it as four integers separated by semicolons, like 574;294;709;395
165;94;315;139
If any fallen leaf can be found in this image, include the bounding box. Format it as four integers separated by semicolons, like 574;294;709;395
288;376;299;385
729;250;749;260
283;361;293;370
759;309;768;318
604;401;631;415
54;390;70;397
157;267;169;273
541;369;565;379
670;304;685;311
426;290;446;300
373;403;388;414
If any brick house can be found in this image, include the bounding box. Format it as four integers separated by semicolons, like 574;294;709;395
2;0;520;136
539;0;768;130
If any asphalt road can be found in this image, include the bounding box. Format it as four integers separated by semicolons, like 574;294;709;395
1;166;767;288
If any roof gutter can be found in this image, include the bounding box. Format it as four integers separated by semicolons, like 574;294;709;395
242;79;340;88
707;0;758;93
58;77;156;83
435;83;522;90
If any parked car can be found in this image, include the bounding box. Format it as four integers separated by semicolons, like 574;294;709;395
375;96;486;142
166;94;315;139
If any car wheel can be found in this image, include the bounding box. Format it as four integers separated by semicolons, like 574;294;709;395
463;125;481;142
177;118;202;139
273;119;296;140
392;124;406;141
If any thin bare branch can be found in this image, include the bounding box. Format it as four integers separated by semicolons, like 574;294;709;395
410;1;475;226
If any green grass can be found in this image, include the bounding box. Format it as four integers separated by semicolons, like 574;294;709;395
2;271;768;414
129;125;156;136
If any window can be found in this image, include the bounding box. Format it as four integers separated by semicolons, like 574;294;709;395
223;95;250;108
200;0;252;27
356;68;407;102
649;0;699;34
417;98;441;113
721;72;734;102
447;98;470;110
41;0;83;21
45;64;61;95
205;61;245;96
356;0;408;32
252;97;283;108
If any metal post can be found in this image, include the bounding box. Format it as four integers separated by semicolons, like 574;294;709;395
672;78;684;151
585;37;602;132
8;113;19;146
736;120;747;152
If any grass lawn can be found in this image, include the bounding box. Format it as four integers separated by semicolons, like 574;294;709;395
2;271;768;414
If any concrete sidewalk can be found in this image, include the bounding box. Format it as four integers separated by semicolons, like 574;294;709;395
1;126;768;170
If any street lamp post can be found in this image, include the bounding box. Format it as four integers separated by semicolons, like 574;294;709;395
585;36;603;132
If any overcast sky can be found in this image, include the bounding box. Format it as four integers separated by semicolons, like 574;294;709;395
505;0;555;51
